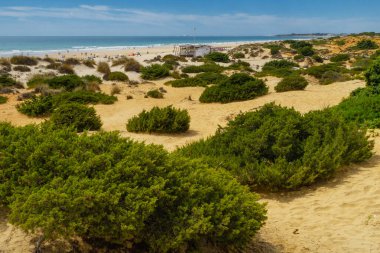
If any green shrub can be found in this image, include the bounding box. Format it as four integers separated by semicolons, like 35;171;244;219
228;61;253;72
178;103;373;191
233;52;245;59
352;57;373;71
168;72;227;88
47;75;84;91
127;106;190;133
16;95;53;117
289;41;313;50
294;55;305;61
82;59;96;68
205;52;230;63
199;73;268;103
27;73;56;88
330;54;350;62
97;62;111;75
182;63;224;73
0;95;8;104
312;55;324;63
275;75;308;92
46;62;61;70
298;46;315;56
13;65;31;72
51;103;102;132
10;56;38;66
352;39;379;50
141;64;170;80
0;124;266;251
365;59;380;87
58;64;75;74
124;58;142;72
106;71;129;82
81;75;102;85
335;40;346;46
320;71;350;85
0;74;19;87
63;58;80;65
146;89;164;99
304;63;347;79
0;59;12;72
259;60;299;77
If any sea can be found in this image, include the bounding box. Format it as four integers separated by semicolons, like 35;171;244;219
0;35;320;56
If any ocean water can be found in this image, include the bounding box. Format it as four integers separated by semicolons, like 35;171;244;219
0;36;317;56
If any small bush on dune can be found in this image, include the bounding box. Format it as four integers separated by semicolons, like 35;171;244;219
228;60;253;72
110;85;121;95
127;106;190;133
259;60;299;77
10;56;38;66
312;55;324;63
365;59;380;87
97;62;111;75
13;65;31;72
330;54;350;62
106;71;129;82
232;52;245;59
141;64;170;80
0;95;8;104
178;103;373;191
0;124;266;252
124;58;142;72
58;64;75;74
82;59;96;68
16;95;53;117
63;58;80;65
275;75;308;92
46;62;61;70
82;75;102;85
304;63;348;79
298;46;315;56
0;59;12;73
50;103;102;132
293;55;305;61
205;52;230;63
146;89;164;99
168;72;227;88
199;73;268;103
352;39;379;50
47;75;84;91
320;71;350;85
0;74;19;87
27;73;56;88
182;63;224;73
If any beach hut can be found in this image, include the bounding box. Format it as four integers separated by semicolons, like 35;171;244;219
175;45;212;57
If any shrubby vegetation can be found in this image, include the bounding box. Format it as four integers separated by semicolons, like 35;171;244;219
320;71;351;85
146;89;164;98
312;55;324;63
199;73;268;103
97;62;111;75
287;40;315;56
352;39;379;50
17;91;117;117
304;63;352;84
258;60;299;77
0;95;8;104
330;54;350;62
127;106;190;133
26;73;56;88
263;44;282;55
0;74;19;87
58;64;75;74
178;103;373;190
228;61;253;72
50;102;102;132
365;59;380;87
141;64;170;80
10;56;38;66
106;71;129;82
167;72;227;87
47;75;84;91
63;58;81;65
124;58;142;72
83;59;96;68
13;65;31;72
182;63;224;73
232;52;245;59
205;52;230;63
0;123;266;252
275;75;308;92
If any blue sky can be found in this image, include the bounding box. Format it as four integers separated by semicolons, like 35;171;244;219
0;0;379;36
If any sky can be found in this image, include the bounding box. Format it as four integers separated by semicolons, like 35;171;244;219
0;0;379;36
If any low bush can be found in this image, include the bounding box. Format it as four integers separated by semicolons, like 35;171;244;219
259;60;299;77
27;73;56;88
47;75;84;91
352;39;379;50
330;54;350;62
168;72;227;88
82;59;96;68
312;55;324;63
82;75;102;85
0;74;19;87
146;89;164;99
199;73;268;103
50;103;102;132
63;58;80;65
228;61;253;72
141;64;170;80
127;106;190;133
178;103;373;191
182;63;224;73
288;40;313;50
263;44;282;55
106;71;129;82
0;59;12;72
294;55;305;61
275;75;308;92
97;62;111;75
0;95;8;104
124;58;142;72
205;52;230;63
365;59;380;87
0;123;266;251
304;63;348;79
298;46;315;56
320;71;350;85
16;95;53;117
10;56;38;66
233;52;245;59
110;85;121;95
335;40;346;46
46;62;61;70
58;64;75;74
13;65;31;72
